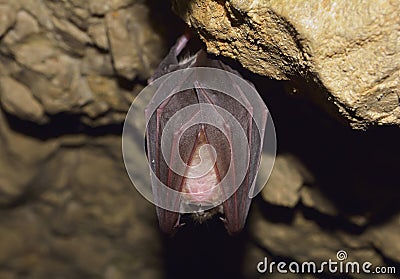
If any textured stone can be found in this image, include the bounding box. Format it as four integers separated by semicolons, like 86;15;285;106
0;1;397;278
252;210;341;261
0;210;45;272
19;0;52;29
0;76;46;123
367;213;400;262
12;36;59;75
50;16;92;55
0;1;167;277
0;0;166;126
45;0;91;30
0;4;16;36
173;0;400;128
300;186;338;216
89;0;138;15
10;37;93;113
109;0;138;10
87;18;109;50
262;154;312;208
0;133;163;278
17;70;91;114
0;226;24;264
81;47;114;76
86;75;130;111
106;4;164;79
2;10;39;46
0;111;59;205
51;236;115;275
250;209;398;279
88;0;112;15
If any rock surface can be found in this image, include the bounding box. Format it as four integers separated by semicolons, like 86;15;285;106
0;0;164;126
173;0;400;128
0;1;399;279
0;76;46;123
0;127;163;278
262;154;312;208
0;0;170;278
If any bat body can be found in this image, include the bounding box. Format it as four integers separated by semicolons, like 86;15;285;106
145;35;267;235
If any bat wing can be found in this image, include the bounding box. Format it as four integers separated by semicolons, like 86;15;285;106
218;80;265;235
192;58;267;234
146;87;202;234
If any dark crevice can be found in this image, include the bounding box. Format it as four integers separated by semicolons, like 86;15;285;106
3;111;123;140
116;75;144;91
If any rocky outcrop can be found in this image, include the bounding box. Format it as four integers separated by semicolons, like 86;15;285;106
173;0;400;128
0;1;399;278
0;113;163;278
0;0;167;278
0;0;165;126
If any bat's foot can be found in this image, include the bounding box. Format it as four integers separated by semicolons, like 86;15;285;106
174;220;186;230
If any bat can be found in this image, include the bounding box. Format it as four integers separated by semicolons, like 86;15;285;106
145;34;267;235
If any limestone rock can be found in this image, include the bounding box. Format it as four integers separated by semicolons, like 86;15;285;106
45;0;91;30
252;210;341;261
0;1;169;278
11;51;93;114
262;154;312;208
250;209;399;279
0;4;16;36
50;15;92;56
87;18;110;50
0;1;399;278
88;0;137;15
105;4;164;79
0;132;163;278
2;10;40;46
86;75;129;110
0;76;46;123
300;186;338;216
173;0;400;128
89;0;112;15
367;213;400;262
0;110;59;205
0;210;46;272
81;47;114;76
0;0;167;126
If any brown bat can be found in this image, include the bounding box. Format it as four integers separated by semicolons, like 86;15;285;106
145;34;267;235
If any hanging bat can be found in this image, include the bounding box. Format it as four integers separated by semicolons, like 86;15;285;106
145;34;267;235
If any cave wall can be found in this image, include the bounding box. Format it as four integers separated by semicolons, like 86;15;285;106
0;1;399;279
0;0;172;278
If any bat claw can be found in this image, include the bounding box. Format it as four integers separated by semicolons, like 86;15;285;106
178;222;186;228
174;219;186;229
219;216;227;224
